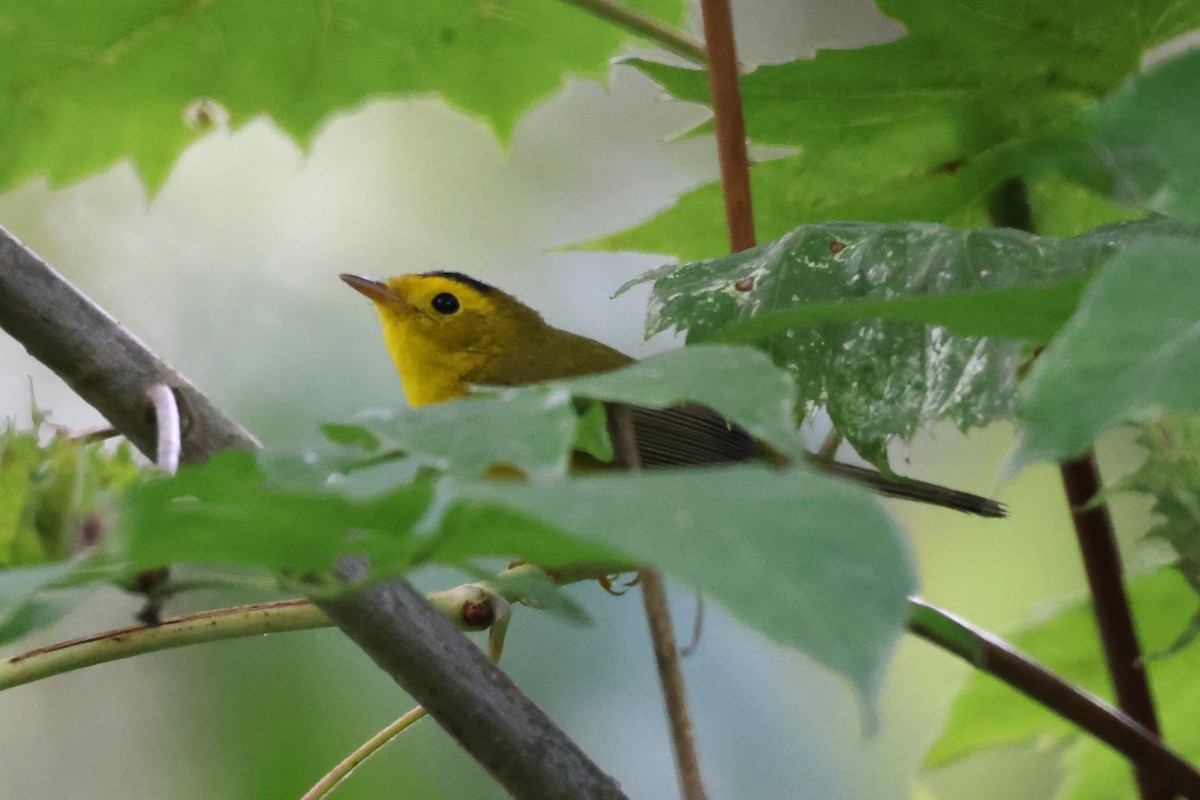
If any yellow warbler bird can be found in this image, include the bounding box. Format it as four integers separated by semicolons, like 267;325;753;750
341;271;1004;517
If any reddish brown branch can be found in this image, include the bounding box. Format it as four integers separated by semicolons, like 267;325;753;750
1060;453;1167;800
910;599;1200;799
698;0;755;253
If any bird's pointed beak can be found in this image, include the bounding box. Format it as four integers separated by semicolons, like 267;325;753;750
340;273;407;310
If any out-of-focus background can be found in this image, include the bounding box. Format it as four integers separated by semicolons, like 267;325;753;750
0;1;1155;797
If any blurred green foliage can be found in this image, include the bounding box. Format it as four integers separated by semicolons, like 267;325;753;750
0;0;686;191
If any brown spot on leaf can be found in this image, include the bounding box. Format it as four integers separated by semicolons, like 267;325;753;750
734;278;754;292
829;240;846;255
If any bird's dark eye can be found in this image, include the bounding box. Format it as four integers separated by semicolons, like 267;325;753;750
431;292;460;315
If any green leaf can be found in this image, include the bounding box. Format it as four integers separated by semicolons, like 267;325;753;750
345;386;580;481
112;348;816;579
0;561;85;645
458;464;916;707
115;448;630;580
0;436;37;565
572;401;615;463
634;1;1194;149
1086;47;1200;223
625;219;1196;465
320;423;381;452
116;451;438;579
1015;236;1200;465
587;133;1030;260
420;494;632;570
0;0;686;191
714;274;1092;348
114;411;914;709
926;569;1200;800
564;345;806;458
589;1;1197;259
1026;173;1144;238
1118;414;1200;649
0;422;144;644
0;422;145;568
0;586;94;646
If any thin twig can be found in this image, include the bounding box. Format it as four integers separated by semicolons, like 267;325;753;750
611;405;709;800
69;426;119;444
558;0;707;65
679;593;705;658
698;0;754;253
816;428;842;461
301;706;429;800
147;383;181;474
640;569;707;799
909;598;1200;799
1060;454;1168;800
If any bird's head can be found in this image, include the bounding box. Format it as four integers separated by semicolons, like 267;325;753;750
340;271;542;406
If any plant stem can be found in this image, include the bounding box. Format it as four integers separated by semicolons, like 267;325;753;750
698;0;754;252
640;569;708;800
909;599;1200;799
611;404;709;799
559;0;707;65
0;564;618;692
0;599;329;691
1060;453;1168;800
300;706;429;800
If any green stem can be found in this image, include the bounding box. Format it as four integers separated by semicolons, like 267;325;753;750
0;563;627;692
558;0;707;65
0;599;329;691
300;706;429;800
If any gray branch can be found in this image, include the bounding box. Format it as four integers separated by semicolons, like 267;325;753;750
0;224;626;799
0;225;259;463
319;563;627;799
